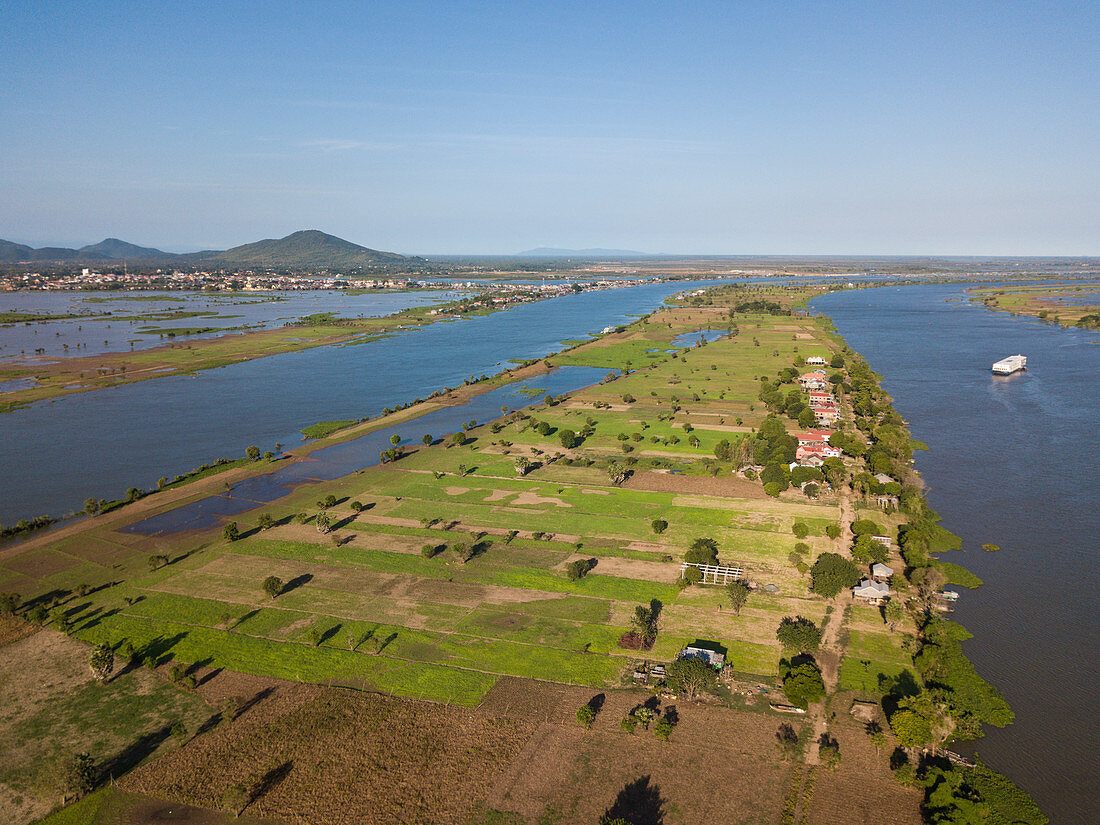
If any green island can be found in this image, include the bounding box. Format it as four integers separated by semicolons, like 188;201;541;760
0;284;1044;825
969;283;1100;329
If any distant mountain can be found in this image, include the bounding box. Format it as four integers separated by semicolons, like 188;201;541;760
201;229;418;268
518;247;652;257
0;229;424;270
79;238;166;259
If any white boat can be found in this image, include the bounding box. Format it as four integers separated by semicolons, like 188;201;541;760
992;354;1027;375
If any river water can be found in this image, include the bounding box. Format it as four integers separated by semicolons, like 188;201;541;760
812;284;1100;824
0;279;728;526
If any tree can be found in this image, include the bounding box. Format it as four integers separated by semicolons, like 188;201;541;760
725;580;749;615
451;431;467;446
350;500;364;512
607;462;629;486
651;518;668;534
654;719;674;740
64;751;97;799
147;553;168;570
536;421;552;436
390;434;401;446
684;537;718;565
421;433;433;445
667;655;718;699
256;513;274;531
559;429;578;448
223;521;240;542
631;604;659;648
246;445;261;461
262;576;283;599
852;533;888;564
781;659;825;708
850;518;883;536
825;524;841;539
89;644;114;681
775;722;802;760
632;706;656;729
315;512;331;533
567;558;594;581
714;438;734;461
776;616;823;652
0;592;19;615
884;600;904;631
514;456;532;476
889;707;935;749
678;566;703;587
818;732;841;769
576;703;596;729
83;497;100;515
810;552;861;598
792;522;809;538
126;487;143;503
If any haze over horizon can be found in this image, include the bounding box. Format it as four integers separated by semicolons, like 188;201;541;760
2;2;1097;256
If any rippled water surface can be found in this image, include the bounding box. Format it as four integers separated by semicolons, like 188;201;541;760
812;284;1100;823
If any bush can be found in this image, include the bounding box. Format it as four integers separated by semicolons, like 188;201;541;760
764;482;782;497
620;715;638;733
825;524;841;539
651;518;668;534
792;522;809;538
654;719;674;740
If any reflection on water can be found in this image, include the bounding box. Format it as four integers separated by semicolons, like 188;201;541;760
811;284;1100;824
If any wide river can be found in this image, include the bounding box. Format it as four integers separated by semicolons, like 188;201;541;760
0;279;728;526
812;284;1099;823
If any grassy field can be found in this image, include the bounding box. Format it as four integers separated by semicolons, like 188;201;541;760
3;286;866;709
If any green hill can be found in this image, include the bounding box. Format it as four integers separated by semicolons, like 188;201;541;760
202;229;423;269
78;238;167;259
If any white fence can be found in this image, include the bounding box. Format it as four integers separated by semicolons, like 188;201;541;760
681;562;743;584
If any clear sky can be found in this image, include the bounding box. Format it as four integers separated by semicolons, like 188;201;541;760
1;1;1097;255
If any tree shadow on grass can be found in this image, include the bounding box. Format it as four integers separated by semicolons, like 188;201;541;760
281;573;312;595
140;632;188;667
319;623;343;645
602;775;665;825
80;606;120;631
98;724;172;784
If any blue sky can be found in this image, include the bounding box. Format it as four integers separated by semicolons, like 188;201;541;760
1;1;1096;254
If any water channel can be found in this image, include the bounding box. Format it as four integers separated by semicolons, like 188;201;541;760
811;284;1100;823
0;279;730;526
